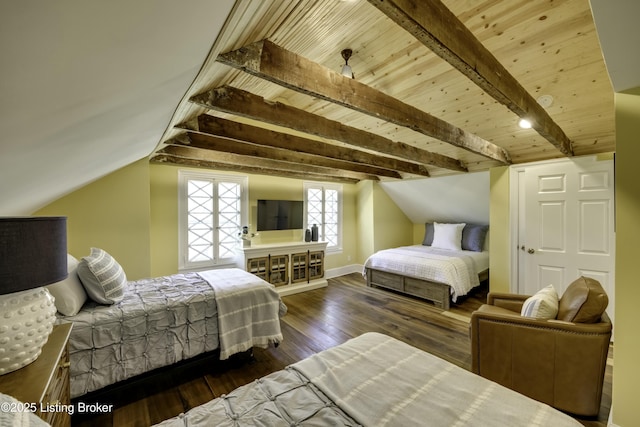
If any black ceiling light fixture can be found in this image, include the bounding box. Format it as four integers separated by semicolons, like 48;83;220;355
341;48;354;79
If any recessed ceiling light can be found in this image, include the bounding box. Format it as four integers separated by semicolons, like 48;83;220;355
519;119;532;129
537;94;554;108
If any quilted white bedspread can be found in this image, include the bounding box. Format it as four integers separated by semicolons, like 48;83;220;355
363;245;488;301
155;333;581;427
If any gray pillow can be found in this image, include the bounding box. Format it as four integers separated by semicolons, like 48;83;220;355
422;222;434;246
461;224;489;252
77;248;126;304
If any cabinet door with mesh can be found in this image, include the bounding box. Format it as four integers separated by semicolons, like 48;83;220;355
247;257;268;281
269;255;289;286
308;251;324;279
291;252;308;283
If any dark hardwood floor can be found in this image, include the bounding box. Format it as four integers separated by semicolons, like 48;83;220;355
73;273;611;426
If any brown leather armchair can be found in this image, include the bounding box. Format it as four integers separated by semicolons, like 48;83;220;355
470;277;612;417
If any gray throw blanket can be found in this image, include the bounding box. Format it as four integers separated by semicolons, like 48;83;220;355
198;268;285;359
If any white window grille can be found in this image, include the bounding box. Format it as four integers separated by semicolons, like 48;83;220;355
304;182;342;253
179;171;247;270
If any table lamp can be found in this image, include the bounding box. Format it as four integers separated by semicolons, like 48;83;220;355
0;217;67;375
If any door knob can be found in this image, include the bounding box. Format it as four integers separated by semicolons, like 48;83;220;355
527;248;535;254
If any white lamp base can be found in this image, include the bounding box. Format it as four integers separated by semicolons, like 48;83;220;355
0;287;57;375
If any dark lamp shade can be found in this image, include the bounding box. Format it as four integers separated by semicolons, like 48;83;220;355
0;217;68;295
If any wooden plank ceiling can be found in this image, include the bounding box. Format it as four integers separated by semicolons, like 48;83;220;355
151;0;614;183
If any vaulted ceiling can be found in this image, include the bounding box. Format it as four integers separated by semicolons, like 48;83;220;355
151;0;615;183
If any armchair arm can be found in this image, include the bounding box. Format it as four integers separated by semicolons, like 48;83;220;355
486;292;529;313
471;304;612;335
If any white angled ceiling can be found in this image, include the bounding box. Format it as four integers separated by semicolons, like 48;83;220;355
590;0;640;93
0;0;235;215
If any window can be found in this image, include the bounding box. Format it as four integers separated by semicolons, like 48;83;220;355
179;171;247;270
304;182;342;253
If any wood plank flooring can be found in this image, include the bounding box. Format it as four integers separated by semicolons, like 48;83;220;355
73;273;611;426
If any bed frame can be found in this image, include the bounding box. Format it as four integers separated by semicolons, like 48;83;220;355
366;268;489;309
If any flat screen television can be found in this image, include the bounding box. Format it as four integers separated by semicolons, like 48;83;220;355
257;199;304;231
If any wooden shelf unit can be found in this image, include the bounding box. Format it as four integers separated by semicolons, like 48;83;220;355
240;241;328;295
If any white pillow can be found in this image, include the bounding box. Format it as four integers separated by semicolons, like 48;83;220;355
46;254;88;316
431;222;465;251
521;284;559;319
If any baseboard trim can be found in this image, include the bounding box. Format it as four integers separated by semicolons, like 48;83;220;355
326;264;363;279
276;279;327;296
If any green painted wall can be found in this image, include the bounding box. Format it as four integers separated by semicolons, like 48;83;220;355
149;162;180;276
611;90;640;426
35;159;151;280
372;182;412;252
356;180;374;264
149;163;359;276
37;161;368;280
355;181;413;263
488;166;511;293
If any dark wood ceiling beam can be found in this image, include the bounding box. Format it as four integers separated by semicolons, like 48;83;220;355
167;132;402;179
367;0;573;157
151;154;358;184
151;145;368;183
178;115;430;177
190;86;467;172
216;39;510;164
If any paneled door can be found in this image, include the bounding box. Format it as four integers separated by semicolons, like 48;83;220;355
512;156;615;319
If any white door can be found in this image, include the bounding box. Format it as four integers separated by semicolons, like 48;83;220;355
513;156;615;318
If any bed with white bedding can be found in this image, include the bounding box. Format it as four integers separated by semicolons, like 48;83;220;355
57;268;286;398
363;223;490;309
364;245;489;309
155;332;581;427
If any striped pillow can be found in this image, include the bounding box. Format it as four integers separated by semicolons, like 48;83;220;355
77;248;126;304
521;284;559;319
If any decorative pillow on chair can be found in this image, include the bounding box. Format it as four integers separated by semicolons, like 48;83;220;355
521;284;559;319
461;224;489;252
431;222;465;251
46;254;88;316
557;276;608;323
77;248;126;304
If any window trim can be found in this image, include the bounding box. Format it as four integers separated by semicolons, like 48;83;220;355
303;181;343;254
178;170;248;271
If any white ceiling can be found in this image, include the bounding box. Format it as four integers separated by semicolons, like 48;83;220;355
0;0;235;215
590;0;640;93
0;1;636;216
380;172;490;225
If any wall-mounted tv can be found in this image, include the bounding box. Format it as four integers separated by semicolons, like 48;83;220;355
257;199;304;231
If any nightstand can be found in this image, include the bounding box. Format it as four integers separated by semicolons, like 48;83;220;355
0;323;72;427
